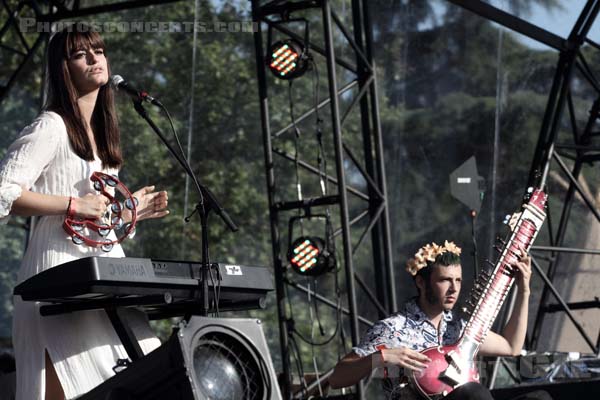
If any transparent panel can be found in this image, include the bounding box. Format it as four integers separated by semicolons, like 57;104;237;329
482;0;600;48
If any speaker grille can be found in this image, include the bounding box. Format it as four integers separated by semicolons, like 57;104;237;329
192;331;265;400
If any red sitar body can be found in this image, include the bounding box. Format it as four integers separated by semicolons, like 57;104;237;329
411;343;480;398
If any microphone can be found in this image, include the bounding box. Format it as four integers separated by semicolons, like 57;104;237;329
110;75;162;107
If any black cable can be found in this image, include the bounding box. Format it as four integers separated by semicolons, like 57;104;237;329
215;264;221;312
291;312;340;347
288;79;303;140
286;265;341;346
208;264;219;316
289;275;341;347
161;106;221;312
472;211;479;281
288;80;304;218
257;351;273;399
312;60;332;339
288;57;342;348
289;333;308;396
312;278;326;336
281;283;300;393
161;105;205;213
312;59;328;197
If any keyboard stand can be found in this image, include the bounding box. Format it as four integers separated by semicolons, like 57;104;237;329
39;295;169;362
106;307;145;361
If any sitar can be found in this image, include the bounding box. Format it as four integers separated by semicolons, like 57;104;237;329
410;188;547;398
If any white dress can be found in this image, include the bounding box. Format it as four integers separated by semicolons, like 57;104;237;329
0;111;161;400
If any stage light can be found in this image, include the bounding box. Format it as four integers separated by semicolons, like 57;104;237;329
268;39;309;80
288;236;335;276
79;318;282;400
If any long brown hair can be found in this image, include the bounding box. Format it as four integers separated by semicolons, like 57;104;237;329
45;23;122;169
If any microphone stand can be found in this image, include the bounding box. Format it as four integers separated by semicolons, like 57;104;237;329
132;100;238;317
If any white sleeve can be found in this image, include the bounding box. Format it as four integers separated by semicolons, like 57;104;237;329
0;113;63;223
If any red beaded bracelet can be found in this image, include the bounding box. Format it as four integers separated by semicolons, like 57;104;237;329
67;196;76;218
379;349;389;379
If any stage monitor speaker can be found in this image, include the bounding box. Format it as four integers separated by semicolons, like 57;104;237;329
79;317;282;400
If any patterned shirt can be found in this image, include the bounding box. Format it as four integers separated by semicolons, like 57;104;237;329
353;298;467;399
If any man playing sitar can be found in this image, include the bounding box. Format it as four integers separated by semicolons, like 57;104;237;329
329;240;531;400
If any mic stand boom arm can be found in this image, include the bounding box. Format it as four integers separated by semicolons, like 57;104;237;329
132;100;238;317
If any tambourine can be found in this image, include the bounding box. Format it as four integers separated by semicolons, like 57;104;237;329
63;171;138;252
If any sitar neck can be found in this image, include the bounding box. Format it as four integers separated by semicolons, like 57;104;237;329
462;189;547;346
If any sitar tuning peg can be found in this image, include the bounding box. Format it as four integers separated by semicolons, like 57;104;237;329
523;187;534;201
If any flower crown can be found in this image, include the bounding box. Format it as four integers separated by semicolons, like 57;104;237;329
405;240;462;276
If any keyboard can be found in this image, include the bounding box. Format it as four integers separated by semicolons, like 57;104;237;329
14;256;274;318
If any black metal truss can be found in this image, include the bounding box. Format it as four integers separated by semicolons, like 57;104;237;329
251;1;395;399
447;0;567;51
0;0;183;106
449;0;600;387
523;0;600;356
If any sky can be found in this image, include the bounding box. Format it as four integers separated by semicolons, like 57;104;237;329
488;0;600;49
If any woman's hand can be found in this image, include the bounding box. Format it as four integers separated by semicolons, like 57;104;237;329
130;185;169;222
71;193;110;219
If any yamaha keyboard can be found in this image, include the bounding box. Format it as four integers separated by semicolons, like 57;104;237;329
14;256;274;318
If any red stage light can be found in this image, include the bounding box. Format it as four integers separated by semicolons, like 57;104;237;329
288;236;334;276
268;39;308;80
